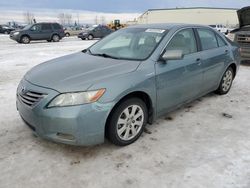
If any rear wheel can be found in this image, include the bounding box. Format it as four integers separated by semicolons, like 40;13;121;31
107;98;148;146
216;67;234;95
52;34;60;42
4;31;8;34
65;33;70;37
88;34;93;40
21;36;30;44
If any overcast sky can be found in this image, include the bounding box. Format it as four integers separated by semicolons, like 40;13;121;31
0;0;249;13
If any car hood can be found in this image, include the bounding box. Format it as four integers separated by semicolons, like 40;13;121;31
25;52;141;93
237;6;250;28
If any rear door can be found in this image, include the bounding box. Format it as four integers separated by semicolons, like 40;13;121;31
40;23;53;39
155;28;203;116
195;28;230;92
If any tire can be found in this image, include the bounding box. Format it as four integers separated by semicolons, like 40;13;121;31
107;98;148;146
81;38;85;40
47;40;52;42
216;67;234;95
52;34;60;42
4;31;8;34
88;34;93;40
21;35;30;44
65;33;70;37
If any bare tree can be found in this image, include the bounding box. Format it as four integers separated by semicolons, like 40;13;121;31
100;16;106;25
65;14;72;26
23;11;35;24
94;15;98;25
58;13;72;26
58;13;66;26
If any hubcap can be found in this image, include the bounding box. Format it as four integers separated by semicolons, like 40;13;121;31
117;105;144;141
222;70;233;92
53;35;59;41
22;37;29;43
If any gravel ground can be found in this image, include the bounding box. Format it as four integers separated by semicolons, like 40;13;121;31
0;34;250;188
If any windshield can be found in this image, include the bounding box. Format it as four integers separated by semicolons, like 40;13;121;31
89;27;168;60
23;24;32;30
86;27;96;31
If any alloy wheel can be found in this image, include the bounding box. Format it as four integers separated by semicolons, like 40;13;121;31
116;105;144;141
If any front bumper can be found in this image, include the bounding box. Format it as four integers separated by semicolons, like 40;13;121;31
78;33;88;39
239;46;250;60
9;33;21;42
16;79;113;146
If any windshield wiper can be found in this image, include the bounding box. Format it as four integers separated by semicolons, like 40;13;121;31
92;53;119;59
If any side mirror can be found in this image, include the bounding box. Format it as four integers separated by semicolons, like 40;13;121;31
160;50;184;62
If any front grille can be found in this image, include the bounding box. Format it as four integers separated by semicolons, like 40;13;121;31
237;34;250;44
19;90;46;107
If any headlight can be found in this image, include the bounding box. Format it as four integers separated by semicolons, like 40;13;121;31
47;89;105;108
13;32;20;35
227;33;235;41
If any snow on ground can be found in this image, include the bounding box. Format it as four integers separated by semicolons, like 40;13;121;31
0;34;250;188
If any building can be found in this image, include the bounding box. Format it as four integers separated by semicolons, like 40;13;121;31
137;7;239;27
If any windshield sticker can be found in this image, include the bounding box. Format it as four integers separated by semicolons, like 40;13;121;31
145;29;165;33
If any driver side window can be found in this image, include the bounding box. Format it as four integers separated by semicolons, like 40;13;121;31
166;29;197;55
31;24;41;31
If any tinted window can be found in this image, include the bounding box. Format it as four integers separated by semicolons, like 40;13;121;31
41;24;52;30
31;24;41;31
197;28;218;50
52;23;62;30
216;34;227;47
166;29;197;55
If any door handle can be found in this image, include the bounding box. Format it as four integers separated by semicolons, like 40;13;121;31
225;49;229;54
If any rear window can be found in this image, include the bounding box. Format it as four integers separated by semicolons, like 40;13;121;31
41;23;52;30
52;23;62;30
216;34;227;47
197;28;218;50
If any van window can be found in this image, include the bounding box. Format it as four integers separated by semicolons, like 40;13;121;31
41;24;52;30
52;23;62;30
197;28;218;50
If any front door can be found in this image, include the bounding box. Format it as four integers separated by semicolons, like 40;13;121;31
155;28;203;116
29;24;42;40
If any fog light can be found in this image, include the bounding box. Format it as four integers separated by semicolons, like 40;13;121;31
56;133;75;141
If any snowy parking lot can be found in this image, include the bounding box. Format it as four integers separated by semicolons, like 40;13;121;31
1;34;250;188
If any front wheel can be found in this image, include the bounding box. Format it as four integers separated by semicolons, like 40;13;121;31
88;34;93;40
107;98;148;146
216;67;234;95
21;36;30;44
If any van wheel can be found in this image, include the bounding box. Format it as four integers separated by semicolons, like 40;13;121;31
65;33;70;37
216;67;234;95
107;98;148;146
88;34;93;40
21;36;30;44
52;34;60;42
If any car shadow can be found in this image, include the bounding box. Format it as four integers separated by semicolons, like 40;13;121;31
241;60;250;66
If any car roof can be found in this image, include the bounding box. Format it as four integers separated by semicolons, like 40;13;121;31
128;23;210;30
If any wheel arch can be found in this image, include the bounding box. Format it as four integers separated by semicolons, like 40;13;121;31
104;91;154;138
228;63;237;79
